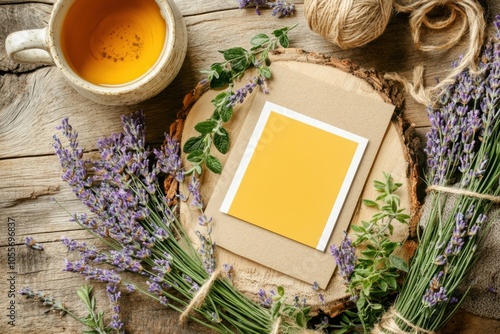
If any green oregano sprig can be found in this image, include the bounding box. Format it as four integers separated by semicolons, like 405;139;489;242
183;25;297;176
333;173;410;333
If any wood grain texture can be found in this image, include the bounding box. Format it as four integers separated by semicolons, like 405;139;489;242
1;0;499;333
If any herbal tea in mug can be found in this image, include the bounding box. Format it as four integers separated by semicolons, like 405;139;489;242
5;0;186;105
61;0;166;86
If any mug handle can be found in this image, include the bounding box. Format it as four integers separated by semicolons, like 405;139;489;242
5;28;54;65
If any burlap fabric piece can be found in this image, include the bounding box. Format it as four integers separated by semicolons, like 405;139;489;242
460;206;500;318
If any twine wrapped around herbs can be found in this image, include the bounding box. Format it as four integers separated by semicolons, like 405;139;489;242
372;307;436;334
270;316;282;334
270;316;325;334
426;185;500;203
179;267;222;325
304;0;486;106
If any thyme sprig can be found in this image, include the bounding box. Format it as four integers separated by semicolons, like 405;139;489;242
183;25;297;176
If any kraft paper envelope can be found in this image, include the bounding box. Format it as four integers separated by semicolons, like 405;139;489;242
206;63;394;288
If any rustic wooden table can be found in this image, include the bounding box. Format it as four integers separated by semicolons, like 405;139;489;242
1;1;499;333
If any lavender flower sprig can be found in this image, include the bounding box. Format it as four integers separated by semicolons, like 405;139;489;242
238;0;267;15
238;0;295;17
377;15;500;334
269;1;295;18
330;232;356;282
25;236;44;251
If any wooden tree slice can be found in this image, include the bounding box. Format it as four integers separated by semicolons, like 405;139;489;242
173;49;422;316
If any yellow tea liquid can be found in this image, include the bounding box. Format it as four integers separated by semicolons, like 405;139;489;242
61;0;166;86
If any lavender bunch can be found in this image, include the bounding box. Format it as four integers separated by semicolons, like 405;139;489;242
53;110;302;333
375;15;500;334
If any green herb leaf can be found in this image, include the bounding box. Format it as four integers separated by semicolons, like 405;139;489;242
362;248;377;257
212;91;228;107
183;136;205;153
223;47;247;61
209;64;232;89
206;155;222;174
363;199;379;208
379;279;388;292
278;34;289;48
195;120;218;135
76;286;92;308
384;276;398;289
362;281;372;296
272;28;284;38
351;225;366;233
295;312;307;328
389;254;409;272
271;301;281;318
251;33;270;47
259;66;272;79
356;296;366;309
277;286;285;297
214;128;230;154
219;105;233;123
231;57;250;74
187;150;205;164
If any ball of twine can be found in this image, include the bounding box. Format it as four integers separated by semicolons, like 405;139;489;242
304;0;486;106
304;0;393;49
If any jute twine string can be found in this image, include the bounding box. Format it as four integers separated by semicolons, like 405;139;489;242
304;0;486;106
179;267;222;325
388;0;486;106
304;0;393;50
426;185;500;203
372;306;435;334
270;316;282;334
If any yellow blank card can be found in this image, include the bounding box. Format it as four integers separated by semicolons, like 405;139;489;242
220;102;368;251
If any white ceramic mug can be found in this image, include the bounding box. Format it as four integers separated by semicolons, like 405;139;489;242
5;0;187;106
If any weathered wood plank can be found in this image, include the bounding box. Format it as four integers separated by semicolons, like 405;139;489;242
0;0;240;17
0;67;181;159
